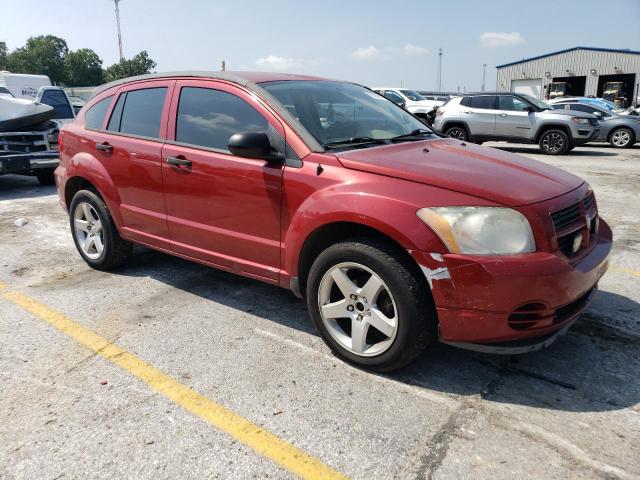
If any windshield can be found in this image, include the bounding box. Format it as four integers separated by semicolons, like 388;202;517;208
519;93;550;110
399;89;425;101
261;80;430;147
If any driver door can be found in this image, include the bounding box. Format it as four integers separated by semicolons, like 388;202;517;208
161;80;286;282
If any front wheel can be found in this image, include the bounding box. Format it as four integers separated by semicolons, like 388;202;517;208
306;238;435;372
445;126;468;141
609;127;634;148
539;129;570;155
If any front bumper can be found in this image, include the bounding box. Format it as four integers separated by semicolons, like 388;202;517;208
411;219;612;350
0;152;59;175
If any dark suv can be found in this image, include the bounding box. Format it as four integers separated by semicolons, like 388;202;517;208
434;92;600;154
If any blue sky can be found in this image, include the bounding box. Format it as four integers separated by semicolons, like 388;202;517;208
2;0;639;90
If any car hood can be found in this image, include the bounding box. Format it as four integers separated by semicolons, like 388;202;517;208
335;138;584;206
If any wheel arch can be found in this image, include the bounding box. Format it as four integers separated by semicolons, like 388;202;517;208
534;123;572;142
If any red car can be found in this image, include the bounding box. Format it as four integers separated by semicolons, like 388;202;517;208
55;72;612;371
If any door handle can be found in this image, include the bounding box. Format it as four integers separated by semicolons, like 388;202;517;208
95;142;113;152
500;113;508;117
166;155;192;167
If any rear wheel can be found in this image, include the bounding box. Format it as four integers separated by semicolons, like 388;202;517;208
445;125;468;141
306;238;435;372
609;127;634;148
69;189;132;270
36;169;56;186
539;129;570;155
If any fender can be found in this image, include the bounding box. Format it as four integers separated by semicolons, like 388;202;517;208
440;119;471;135
532;122;572;141
282;182;449;283
65;151;125;228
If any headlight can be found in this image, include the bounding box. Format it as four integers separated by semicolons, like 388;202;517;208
571;116;590;124
416;207;536;255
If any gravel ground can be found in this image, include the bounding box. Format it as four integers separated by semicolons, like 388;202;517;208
1;142;639;479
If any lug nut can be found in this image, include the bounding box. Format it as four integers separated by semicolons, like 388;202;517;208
347;305;354;312
350;294;357;300
357;314;363;321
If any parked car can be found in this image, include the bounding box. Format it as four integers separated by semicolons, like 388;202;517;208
56;72;611;371
372;88;441;122
552;101;640;148
433;92;600;155
548;96;638;116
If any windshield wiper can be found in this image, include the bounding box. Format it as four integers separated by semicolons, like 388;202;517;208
322;136;389;149
389;129;434;141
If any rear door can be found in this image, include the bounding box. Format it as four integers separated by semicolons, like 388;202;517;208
495;95;536;139
96;80;174;249
465;95;497;136
161;80;286;282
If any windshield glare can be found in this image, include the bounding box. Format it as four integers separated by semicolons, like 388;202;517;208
399;89;425;101
261;80;429;147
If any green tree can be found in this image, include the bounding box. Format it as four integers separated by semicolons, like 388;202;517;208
104;50;156;82
0;41;7;70
6;35;69;83
65;48;104;86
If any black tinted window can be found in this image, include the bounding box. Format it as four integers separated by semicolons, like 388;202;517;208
384;91;404;104
118;88;167;138
470;96;496;109
40;89;74;119
176;87;268;150
460;97;472;107
107;93;126;132
569;104;596;114
498;96;530;111
84;96;112;130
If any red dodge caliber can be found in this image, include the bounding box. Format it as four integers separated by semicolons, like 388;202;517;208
55;72;612;371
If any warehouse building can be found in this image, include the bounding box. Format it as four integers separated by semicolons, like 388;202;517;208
496;46;640;107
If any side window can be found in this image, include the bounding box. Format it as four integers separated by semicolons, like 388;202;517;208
84;96;113;130
383;91;404;104
106;93;127;132
569;104;596;114
118;87;167;138
459;96;472;107
469;96;496;109
40;89;74;119
498;96;530;111
176;87;269;150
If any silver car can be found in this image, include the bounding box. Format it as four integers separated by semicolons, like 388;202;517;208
433;93;600;155
552;102;640;148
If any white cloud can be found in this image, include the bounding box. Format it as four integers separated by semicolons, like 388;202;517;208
254;55;302;71
350;45;382;60
479;32;525;48
401;43;429;56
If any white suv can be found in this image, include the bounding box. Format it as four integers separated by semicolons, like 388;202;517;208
372;88;442;122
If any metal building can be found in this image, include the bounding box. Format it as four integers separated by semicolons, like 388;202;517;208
496;46;640;107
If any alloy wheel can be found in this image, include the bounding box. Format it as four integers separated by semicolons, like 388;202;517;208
611;129;631;147
447;128;466;140
542;132;564;153
318;262;398;357
73;202;104;260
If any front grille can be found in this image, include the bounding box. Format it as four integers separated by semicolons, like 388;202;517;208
551;192;597;258
0;132;51;154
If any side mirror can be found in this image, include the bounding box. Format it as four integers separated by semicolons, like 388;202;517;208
228;131;283;162
593;111;603;118
399;101;407;109
526;106;536;113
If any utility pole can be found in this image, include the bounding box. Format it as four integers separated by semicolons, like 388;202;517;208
482;63;487;92
220;60;226;71
437;47;443;92
113;0;124;62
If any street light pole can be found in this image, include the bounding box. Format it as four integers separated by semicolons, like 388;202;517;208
482;63;487;92
437;48;443;91
113;0;124;62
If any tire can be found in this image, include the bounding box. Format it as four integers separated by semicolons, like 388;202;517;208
539;129;570;155
306;237;435;372
69;189;132;270
609;127;634;148
36;169;56;186
444;125;468;141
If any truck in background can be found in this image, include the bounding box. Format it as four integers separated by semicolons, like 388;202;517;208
0;71;52;100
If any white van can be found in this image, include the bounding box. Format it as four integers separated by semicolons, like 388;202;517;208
0;71;52;100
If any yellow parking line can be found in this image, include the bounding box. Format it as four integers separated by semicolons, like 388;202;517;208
611;267;640;277
2;288;347;480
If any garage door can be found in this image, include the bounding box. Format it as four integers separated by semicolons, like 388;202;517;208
511;79;543;99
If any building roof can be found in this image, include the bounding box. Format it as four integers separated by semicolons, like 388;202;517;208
496;46;640;69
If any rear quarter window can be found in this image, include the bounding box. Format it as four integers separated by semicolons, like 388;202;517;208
84;96;113;130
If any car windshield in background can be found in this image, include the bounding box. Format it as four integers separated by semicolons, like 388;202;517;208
399;89;425;101
519;93;551;110
261;80;429;148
